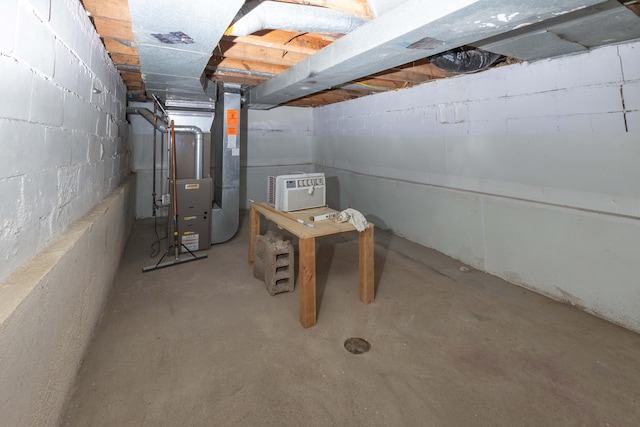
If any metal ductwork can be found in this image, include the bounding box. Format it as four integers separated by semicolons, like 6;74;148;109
128;1;247;246
225;0;368;37
127;107;205;180
474;0;640;61
245;0;483;108
211;85;242;244
245;0;640;109
128;0;244;102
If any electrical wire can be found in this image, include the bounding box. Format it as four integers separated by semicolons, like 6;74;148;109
149;214;168;258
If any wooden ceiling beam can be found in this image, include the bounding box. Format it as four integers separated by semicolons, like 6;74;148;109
122;81;144;91
345;77;409;91
82;0;132;22
371;63;453;83
210;74;267;87
283;89;363;107
103;38;137;56
92;16;134;41
119;70;143;84
207;56;289;76
222;31;332;56
110;53;140;67
215;40;307;67
627;3;640;16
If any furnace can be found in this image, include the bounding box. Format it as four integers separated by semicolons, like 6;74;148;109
128;83;242;269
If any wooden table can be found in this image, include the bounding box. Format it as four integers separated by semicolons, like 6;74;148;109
249;202;374;328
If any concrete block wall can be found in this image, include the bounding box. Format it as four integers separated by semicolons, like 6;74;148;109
0;0;133;425
312;41;640;332
0;177;135;427
0;0;130;283
243;107;314;210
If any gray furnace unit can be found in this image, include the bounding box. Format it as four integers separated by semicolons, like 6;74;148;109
165;84;242;251
128;83;242;261
170;178;212;252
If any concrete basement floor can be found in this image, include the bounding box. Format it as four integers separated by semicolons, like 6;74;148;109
61;213;640;427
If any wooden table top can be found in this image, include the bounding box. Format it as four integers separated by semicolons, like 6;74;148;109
251;202;370;239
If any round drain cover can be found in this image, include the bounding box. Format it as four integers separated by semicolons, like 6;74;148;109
344;337;371;354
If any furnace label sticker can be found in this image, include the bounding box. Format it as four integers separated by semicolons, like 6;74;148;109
228;134;237;149
185;183;200;190
182;233;199;251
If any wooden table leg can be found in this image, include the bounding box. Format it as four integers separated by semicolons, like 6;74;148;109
359;224;375;304
299;237;316;328
248;205;260;265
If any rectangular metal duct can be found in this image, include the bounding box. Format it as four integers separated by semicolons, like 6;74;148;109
476;0;640;61
211;84;242;244
244;0;619;109
128;0;244;102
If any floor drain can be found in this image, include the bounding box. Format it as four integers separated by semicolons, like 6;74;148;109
344;337;371;354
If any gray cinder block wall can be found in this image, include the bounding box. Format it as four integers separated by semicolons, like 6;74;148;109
312;41;640;333
0;0;133;425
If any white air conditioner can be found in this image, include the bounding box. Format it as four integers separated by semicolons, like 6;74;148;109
268;173;326;212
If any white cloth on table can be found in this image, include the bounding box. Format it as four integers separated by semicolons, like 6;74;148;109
335;208;369;232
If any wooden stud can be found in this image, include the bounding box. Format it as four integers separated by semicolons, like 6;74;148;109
359;225;375;304
299;237;317;328
249;205;260;265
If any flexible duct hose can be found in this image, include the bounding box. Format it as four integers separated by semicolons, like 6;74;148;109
429;47;503;74
225;0;367;36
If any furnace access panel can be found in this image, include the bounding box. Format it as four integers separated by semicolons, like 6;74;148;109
170;178;212;252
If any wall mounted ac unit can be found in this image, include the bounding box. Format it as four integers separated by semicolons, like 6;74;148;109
268;173;326;212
